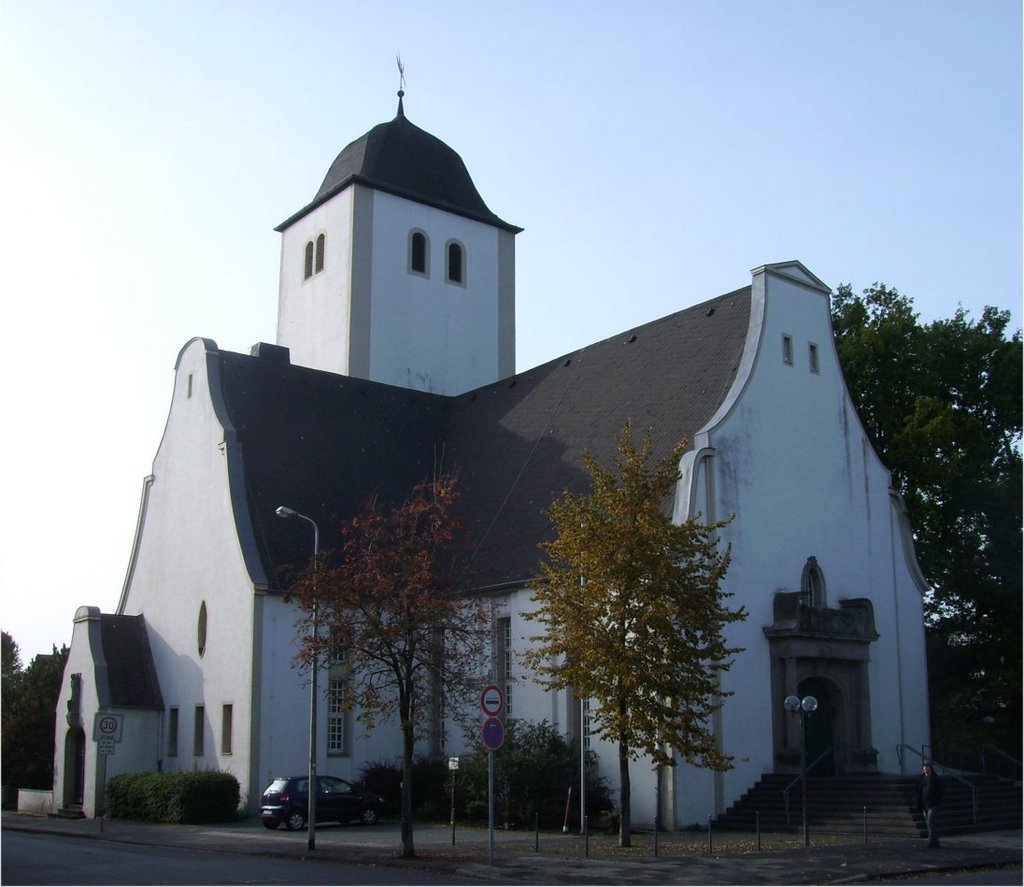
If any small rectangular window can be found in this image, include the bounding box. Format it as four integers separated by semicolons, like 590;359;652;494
782;334;793;366
186;374;193;399
167;707;179;757
315;234;325;273
193;705;205;756
221;704;233;755
808;342;819;374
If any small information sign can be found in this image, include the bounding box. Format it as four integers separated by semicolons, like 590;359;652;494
448;756;460;771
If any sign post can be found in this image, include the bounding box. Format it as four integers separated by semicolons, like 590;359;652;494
448;756;459;845
480;685;505;864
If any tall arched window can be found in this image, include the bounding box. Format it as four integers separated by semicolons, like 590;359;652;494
446;240;464;285
315;233;325;273
409;230;428;275
303;241;314;280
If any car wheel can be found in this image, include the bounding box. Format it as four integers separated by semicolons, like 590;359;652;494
285;809;307;831
262;820;279;830
360;806;379;825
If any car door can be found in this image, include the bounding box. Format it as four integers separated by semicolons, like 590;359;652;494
319;776;358;822
318;776;354;823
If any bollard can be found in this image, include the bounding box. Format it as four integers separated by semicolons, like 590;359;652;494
863;806;868;843
654;808;659;858
585;815;590;858
707;814;713;853
535;812;540;853
756;810;761;851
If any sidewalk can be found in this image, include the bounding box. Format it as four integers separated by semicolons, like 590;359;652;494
3;810;1021;885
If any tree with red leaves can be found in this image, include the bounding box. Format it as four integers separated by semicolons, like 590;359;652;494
285;475;486;858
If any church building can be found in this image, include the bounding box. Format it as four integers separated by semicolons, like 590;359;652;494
53;93;931;827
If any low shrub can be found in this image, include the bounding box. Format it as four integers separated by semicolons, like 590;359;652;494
107;771;240;823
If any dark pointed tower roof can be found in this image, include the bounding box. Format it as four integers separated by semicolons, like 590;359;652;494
276;94;521;233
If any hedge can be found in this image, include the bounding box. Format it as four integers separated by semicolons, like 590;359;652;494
106;771;240;823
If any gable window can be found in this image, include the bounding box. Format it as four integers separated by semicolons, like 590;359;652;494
315;233;325;273
446;240;465;285
221;704;233;755
808;342;820;374
782;334;794;366
167;707;179;757
303;241;314;280
409;230;429;276
193;705;205;756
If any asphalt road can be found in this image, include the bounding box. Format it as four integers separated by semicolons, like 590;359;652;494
1;830;489;886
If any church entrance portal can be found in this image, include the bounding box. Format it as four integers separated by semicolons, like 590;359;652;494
763;571;880;775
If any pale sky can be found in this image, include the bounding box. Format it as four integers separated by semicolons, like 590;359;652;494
1;0;1020;659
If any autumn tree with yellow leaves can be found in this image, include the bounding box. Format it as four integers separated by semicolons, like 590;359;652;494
525;423;745;847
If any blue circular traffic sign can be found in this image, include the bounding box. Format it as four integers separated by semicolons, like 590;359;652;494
482;716;505;751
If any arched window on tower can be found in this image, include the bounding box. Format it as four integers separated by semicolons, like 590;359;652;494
409;230;429;276
315;233;326;273
446;240;465;285
303;241;314;280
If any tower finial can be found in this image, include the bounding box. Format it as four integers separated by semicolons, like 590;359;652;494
396;54;406;117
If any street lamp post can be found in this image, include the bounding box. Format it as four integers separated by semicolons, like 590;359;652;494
784;694;818;847
276;505;320;852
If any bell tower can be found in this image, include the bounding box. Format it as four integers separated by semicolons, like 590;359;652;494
274;92;521;396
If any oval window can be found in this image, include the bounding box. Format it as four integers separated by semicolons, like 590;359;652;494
197;601;208;657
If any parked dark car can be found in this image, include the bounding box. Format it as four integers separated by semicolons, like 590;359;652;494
260;775;384;830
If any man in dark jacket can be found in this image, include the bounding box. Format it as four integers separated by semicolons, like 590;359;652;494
917;760;944;847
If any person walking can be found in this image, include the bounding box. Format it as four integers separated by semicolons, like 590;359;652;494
917;760;944;848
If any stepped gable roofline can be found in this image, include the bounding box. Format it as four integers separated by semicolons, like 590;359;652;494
276;101;522;233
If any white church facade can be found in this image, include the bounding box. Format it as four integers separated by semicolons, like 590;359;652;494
53;94;931;827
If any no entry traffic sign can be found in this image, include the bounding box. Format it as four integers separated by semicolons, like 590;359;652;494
480;684;504;717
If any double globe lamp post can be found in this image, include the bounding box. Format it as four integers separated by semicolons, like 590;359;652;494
276;506;320;851
784;693;818;847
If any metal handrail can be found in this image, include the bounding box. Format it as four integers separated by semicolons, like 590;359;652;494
980;743;1022;777
783;746;836;825
896;744;978;824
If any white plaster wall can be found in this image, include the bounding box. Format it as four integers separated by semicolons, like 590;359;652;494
366;191;510;395
277;190;354;375
668;266;931;822
254;592;409;798
116;338;259;805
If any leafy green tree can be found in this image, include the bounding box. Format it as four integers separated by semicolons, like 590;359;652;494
832;284;1022;752
286;475;486;859
525;423;746;846
455;719;611;829
1;636;69;790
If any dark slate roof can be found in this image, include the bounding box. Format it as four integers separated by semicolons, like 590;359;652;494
276;100;521;234
216;286;751;590
99;615;164;709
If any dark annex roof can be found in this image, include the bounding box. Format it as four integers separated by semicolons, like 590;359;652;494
276;100;520;234
99;615;164;709
218;286;751;590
